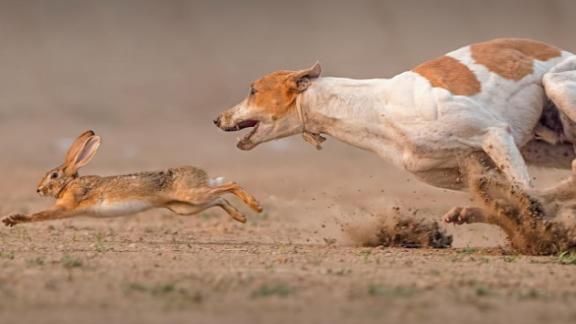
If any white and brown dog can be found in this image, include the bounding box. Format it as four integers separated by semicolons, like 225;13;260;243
215;38;576;220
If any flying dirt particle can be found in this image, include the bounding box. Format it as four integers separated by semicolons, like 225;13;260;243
323;238;337;246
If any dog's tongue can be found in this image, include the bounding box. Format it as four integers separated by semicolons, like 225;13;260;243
236;120;258;130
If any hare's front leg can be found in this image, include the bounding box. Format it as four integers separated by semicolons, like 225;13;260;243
2;207;75;227
212;197;247;223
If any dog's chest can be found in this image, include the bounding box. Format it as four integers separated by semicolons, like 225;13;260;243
87;200;153;217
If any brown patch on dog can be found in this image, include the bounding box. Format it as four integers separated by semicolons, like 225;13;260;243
249;71;299;118
248;64;321;119
471;38;561;81
412;56;481;96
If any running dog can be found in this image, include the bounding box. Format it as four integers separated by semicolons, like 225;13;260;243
214;38;576;220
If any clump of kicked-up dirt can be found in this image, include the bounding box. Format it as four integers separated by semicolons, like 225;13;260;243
344;207;452;249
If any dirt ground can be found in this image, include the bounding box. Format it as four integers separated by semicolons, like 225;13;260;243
1;120;576;324
2;1;576;323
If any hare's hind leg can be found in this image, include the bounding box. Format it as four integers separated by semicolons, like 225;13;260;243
205;182;262;213
167;198;247;223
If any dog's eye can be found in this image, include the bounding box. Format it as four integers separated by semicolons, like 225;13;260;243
51;172;58;179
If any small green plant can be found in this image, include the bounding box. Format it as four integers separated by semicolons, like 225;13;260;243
474;285;492;297
326;268;352;276
124;282;204;305
125;282;147;292
61;255;83;269
124;282;176;296
460;247;479;255
367;284;417;298
94;232;108;252
517;288;543;300
26;257;45;266
0;250;15;260
503;255;520;263
151;283;176;296
557;251;576;265
358;249;372;262
251;283;294;298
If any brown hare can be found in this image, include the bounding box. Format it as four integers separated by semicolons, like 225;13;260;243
2;130;262;227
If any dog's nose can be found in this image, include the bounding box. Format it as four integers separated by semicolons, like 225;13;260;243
213;116;221;127
36;188;41;193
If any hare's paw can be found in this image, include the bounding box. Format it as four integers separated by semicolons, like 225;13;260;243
230;211;247;223
2;214;28;227
249;200;263;213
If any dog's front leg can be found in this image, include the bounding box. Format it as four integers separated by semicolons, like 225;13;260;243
2;207;76;227
482;127;533;188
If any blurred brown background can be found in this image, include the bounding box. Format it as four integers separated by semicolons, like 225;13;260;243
3;3;576;323
0;0;573;245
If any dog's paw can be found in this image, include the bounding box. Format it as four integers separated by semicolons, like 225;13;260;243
443;207;470;225
2;214;27;227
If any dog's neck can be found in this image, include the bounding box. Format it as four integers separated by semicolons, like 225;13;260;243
298;77;404;164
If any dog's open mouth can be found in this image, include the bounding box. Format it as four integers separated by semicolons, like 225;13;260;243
221;119;260;147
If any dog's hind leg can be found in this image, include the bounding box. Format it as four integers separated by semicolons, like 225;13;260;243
543;56;576;143
536;160;576;206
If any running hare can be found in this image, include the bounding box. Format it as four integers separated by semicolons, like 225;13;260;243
2;130;262;227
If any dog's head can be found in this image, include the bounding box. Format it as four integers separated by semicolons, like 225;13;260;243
214;63;321;150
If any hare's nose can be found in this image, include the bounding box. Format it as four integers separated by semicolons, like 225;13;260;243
36;188;41;193
213;116;221;127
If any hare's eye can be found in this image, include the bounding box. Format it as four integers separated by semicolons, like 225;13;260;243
50;172;58;179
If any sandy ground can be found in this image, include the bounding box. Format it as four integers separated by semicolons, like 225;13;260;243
1;120;576;324
2;1;576;323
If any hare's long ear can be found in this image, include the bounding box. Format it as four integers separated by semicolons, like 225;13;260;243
65;130;95;165
64;130;101;176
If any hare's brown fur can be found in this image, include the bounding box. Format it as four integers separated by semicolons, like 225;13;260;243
2;131;262;227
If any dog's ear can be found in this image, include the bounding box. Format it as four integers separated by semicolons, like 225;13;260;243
288;62;322;92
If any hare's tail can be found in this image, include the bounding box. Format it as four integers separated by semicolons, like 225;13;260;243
208;177;225;187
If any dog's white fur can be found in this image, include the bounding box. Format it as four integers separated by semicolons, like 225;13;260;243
217;38;576;196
